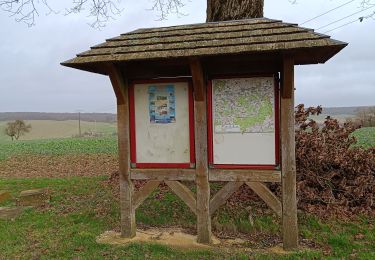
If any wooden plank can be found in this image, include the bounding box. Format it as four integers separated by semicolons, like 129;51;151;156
108;64;136;238
133;181;161;209
130;169;196;181
281;56;294;98
95;26;307;48
210;182;243;216
190;58;212;244
165;181;197;215
246;182;282;217
66;38;345;66
81;32;323;57
209;169;281;182
189;57;205;101
281;56;298;250
107;20;282;41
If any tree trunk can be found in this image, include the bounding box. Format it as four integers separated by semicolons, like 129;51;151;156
206;0;264;22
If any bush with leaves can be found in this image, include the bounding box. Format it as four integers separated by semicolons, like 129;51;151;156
295;104;375;218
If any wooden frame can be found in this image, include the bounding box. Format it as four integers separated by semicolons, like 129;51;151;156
106;55;298;250
129;78;195;169
207;75;280;169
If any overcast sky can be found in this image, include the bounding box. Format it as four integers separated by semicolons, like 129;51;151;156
0;0;374;113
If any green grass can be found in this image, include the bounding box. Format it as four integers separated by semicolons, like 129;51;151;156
352;127;375;149
1;176;375;259
0;137;117;161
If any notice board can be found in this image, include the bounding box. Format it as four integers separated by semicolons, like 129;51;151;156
208;76;279;168
129;79;195;168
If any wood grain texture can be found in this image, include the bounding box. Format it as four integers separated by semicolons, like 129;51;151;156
210;182;243;216
281;56;294;99
165;181;197;215
190;57;205;101
81;32;322;57
190;58;212;244
209;169;281;182
133;181;161;209
206;0;264;22
61;18;347;71
246;182;282;217
130;169;195;181
281;56;298;250
108;65;136;238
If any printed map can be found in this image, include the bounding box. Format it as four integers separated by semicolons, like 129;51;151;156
213;78;275;134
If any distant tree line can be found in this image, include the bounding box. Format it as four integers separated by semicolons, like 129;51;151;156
0;112;116;123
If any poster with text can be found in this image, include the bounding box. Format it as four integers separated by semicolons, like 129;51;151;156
148;85;176;124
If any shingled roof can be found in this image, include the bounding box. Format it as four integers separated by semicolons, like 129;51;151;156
62;17;347;73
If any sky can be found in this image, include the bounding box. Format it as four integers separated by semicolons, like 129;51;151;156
0;0;374;113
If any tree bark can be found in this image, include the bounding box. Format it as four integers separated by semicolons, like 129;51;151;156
206;0;264;22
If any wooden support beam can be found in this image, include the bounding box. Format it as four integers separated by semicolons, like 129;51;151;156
190;57;212;244
131;169;196;181
133;181;161;209
209;169;281;182
210;182;243;216
246;182;282;217
190;57;205;101
281;56;294;99
108;64;136;238
165;181;197;215
281;56;298;250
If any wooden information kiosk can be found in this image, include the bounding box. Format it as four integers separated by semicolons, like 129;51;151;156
62;18;346;249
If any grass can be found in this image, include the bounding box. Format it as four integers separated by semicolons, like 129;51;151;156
0;126;372;162
0;137;117;161
352;127;375;149
1;176;375;259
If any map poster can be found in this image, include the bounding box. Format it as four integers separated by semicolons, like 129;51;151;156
213;78;275;134
148;85;176;124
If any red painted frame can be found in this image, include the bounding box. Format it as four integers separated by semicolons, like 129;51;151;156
129;78;195;169
207;74;280;170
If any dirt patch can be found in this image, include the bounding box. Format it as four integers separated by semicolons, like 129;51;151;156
0;154;118;178
97;228;220;249
97;228;314;255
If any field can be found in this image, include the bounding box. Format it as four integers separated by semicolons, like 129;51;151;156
0;120;116;142
0;121;374;259
352;127;375;149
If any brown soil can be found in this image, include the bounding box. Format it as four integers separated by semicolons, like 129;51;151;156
0;154;118;178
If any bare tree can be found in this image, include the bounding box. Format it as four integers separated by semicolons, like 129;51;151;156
2;0;372;28
4;120;32;141
0;0;264;28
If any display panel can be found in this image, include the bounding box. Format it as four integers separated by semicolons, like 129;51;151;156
130;79;195;168
208;76;279;168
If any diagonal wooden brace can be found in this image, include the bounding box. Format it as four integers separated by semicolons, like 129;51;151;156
133;180;161;209
246;182;282;217
165;181;197;215
210;181;243;216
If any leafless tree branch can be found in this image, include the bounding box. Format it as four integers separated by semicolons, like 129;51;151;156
0;0;189;28
360;0;375;20
149;0;187;20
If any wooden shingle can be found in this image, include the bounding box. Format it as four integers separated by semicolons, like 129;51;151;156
61;18;347;74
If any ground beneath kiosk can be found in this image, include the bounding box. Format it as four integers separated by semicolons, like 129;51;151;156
96;227;297;255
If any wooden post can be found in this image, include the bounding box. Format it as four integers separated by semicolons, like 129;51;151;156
108;64;136;238
281;56;298;250
189;58;212;244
